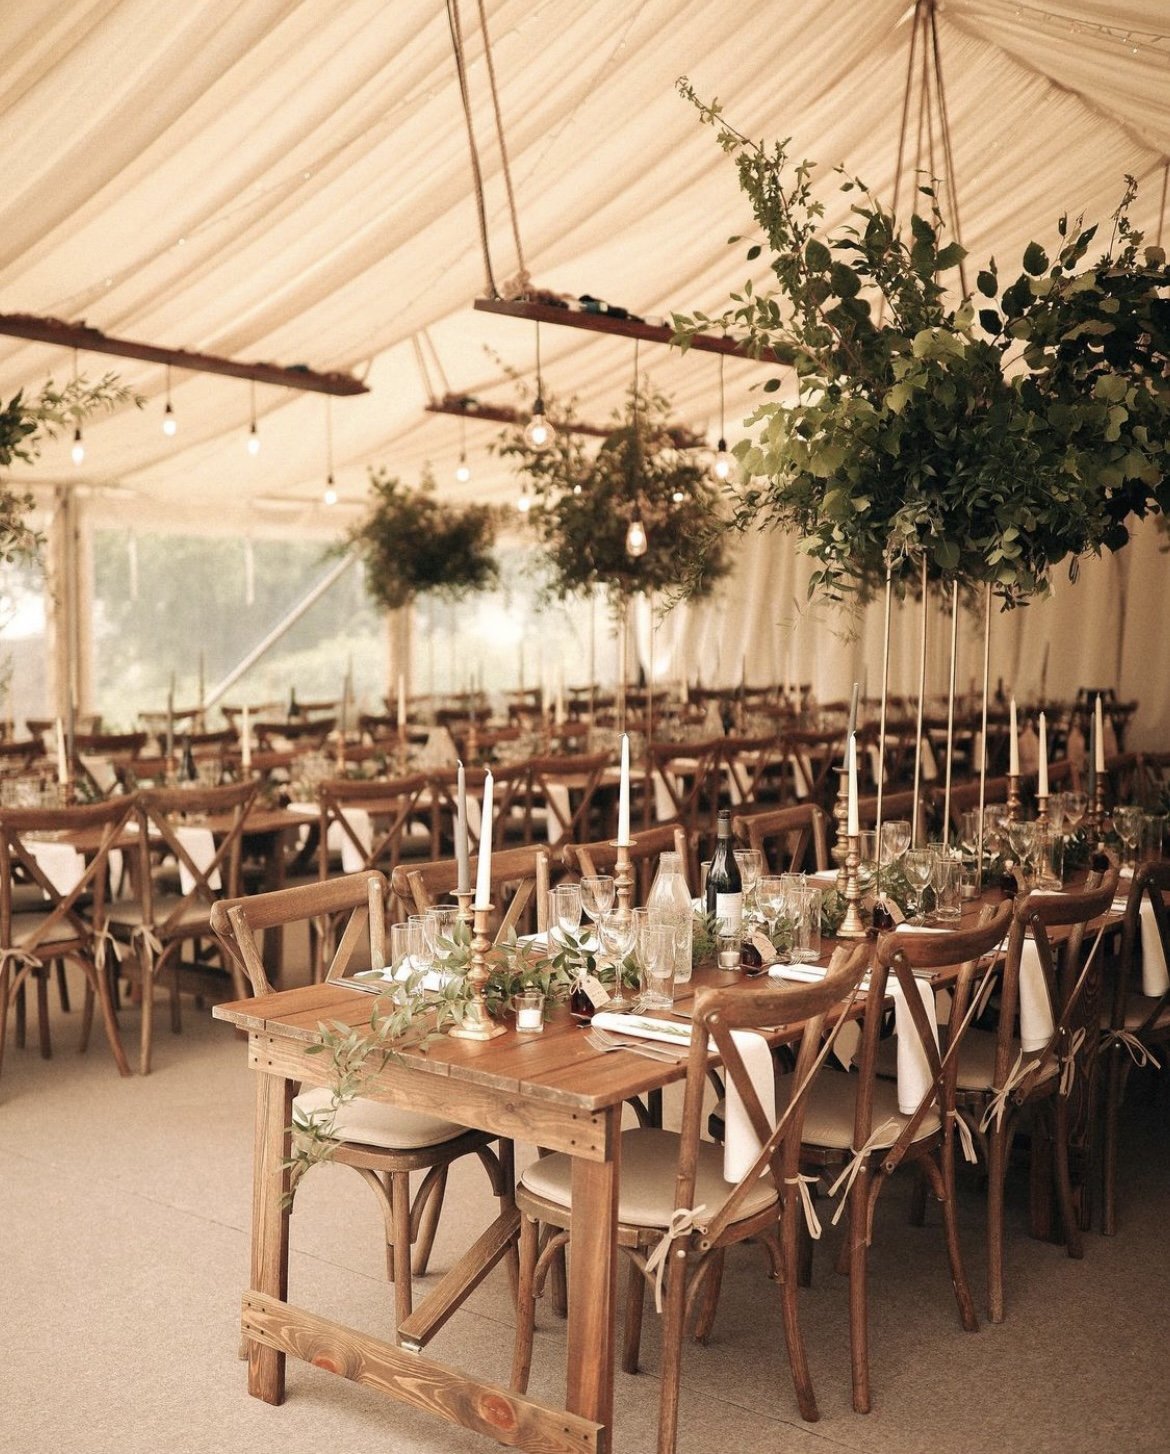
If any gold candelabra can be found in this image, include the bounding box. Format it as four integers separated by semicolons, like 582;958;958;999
837;832;868;939
611;838;635;912
449;902;505;1041
832;767;849;893
1006;772;1021;822
453;888;474;927
1036;792;1049;828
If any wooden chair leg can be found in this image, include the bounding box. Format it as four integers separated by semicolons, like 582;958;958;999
0;969;9;1077
1052;1098;1084;1260
773;1203;819;1421
15;980;26;1048
621;1255;645;1374
140;955;155;1076
411;1165;447;1277
36;968;52;1058
548;1238;568;1318
510;1212;538;1393
690;1248;723;1345
88;960;132;1078
926;1145;978;1332
55;961;71;1013
655;1242;689;1454
847;1172;872;1415
79;979;95;1053
986;1124;1008;1324
389;1169;414;1329
1101;1048;1126;1236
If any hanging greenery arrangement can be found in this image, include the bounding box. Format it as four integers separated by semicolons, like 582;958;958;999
671;80;1170;609
347;466;500;611
0;372;139;561
495;382;730;604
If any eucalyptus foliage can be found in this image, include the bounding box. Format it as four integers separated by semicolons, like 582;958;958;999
0;372;138;562
347;466;499;612
496;384;730;604
672;80;1170;607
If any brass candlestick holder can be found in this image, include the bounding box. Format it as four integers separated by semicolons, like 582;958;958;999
449;902;505;1041
1036;792;1049;828
832;767;849;892
1006;772;1021;822
611;839;636;912
1092;779;1107;848
837;831;868;939
465;719;479;765
453;888;474;927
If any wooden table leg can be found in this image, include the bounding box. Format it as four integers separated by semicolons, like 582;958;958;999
248;1064;293;1404
566;1106;621;1441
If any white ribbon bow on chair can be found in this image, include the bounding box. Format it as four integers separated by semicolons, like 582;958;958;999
644;1204;708;1314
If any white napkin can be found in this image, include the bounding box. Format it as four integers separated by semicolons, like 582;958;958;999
27;841;86;898
722;1029;776;1182
589;1010;694;1050
788;753;811;799
288;801;372;872
1018;939;1054;1052
1139;898;1169;997
921;736;939;782
421;727;458;768
652;768;676;821
175;825;221;897
79;754;118;795
890;968;940;1115
393;957;456;993
544;783;572;843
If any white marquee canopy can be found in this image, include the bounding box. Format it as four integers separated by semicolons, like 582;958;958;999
0;0;1167;731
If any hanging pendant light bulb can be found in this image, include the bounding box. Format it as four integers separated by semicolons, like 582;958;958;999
712;353;733;480
323;475;338;506
247;381;260;456
321;397;337;503
523;322;555;451
671;488;685;503
625;515;648;558
162;364;177;437
454;416;471;482
517;484;533;514
624;340;647;558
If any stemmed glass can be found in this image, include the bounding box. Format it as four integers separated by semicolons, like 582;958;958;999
1061;791;1087;837
856;831;878;895
423;906;458;966
903;848;934;926
407;915;434;977
757;874;786;943
1007;819;1037;881
734;848;764;915
633;913;674;1010
548;883;583;945
579;875;615;930
597;908;635;1003
1113;806;1142;869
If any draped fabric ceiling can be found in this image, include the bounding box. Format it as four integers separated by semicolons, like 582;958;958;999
1;0;1168;734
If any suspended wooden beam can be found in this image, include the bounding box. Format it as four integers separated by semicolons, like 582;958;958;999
0;313;369;396
473;296;792;367
425;394;705;450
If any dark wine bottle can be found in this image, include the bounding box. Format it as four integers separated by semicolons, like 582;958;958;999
180;735;198;783
705;809;744;931
287;686;302;721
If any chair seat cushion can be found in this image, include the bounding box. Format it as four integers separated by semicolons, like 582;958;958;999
954;1028;1058;1092
778;1067;941;1151
11;912;82;949
519;1127;777;1230
107;897;212;933
292;1086;468;1151
1104;996;1170;1034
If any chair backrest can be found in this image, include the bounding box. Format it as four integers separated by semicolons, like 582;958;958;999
856;787;929;847
1109;859;1170;1036
0;795;136;959
677;942;871;1245
134;780;258;934
522;751;611;849
646;738;724;830
561;822;694;902
732;804;829;875
992;868;1120;1091
717;734;786;809
390;844;552;941
1137;751;1170;810
211;869;388;996
316;773;431;877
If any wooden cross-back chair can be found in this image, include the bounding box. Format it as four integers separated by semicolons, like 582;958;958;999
716;734;788;810
942;777;1009;837
316;774;432;880
794;904;1013;1413
73;731;149;797
107;780;258;1073
390;844;552;942
210;869;514;1334
646;738;724;832
560;823;694;904
779;729;840;811
510;943;871;1449
519;750;610;849
1099;859;1170;1235
0;796;135;1082
1137;750;1170;809
423;764;488;858
1104;752;1140;807
732;803;830;876
953;867;1119;1322
855;787;930;848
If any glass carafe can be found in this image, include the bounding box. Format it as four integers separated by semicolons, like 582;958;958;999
647;850;694;985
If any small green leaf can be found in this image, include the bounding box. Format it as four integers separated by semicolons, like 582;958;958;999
746;244;761;261
763;377;782;393
1022;241;1048;275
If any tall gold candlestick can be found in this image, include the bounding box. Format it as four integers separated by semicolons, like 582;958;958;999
611;839;635;912
832;768;849;892
838;833;867;939
1006;772;1021;822
449;902;505;1041
453;889;474;927
1036;792;1049;828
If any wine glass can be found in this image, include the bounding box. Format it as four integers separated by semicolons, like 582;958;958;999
757;874;786;940
1113;806;1142;869
548;883;583;945
1061;791;1087;836
930;851;961;922
407;915;434;977
579;875;615;927
734;848;763;913
1007;819;1037;877
597;908;635;1001
903;848;934;926
633;915;674;1010
879;819;911;875
423;906;458;965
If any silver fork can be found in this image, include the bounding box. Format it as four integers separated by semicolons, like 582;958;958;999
585;1027;686;1061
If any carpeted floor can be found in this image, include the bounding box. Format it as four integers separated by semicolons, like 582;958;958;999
2;953;1168;1454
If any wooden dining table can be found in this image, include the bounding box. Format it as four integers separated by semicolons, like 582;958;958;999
211;877;1126;1452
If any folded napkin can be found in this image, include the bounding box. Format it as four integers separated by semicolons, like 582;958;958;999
590;1010;694;1050
888;942;940;1115
174;825;221;897
544;783;572;843
287;802;373;873
652;768;677;822
79;754;118;795
1140;898;1169;997
352;957;456;994
1018;939;1054;1052
421;726;458;768
788;753;812;799
27;840;86;898
722;1029;776;1182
